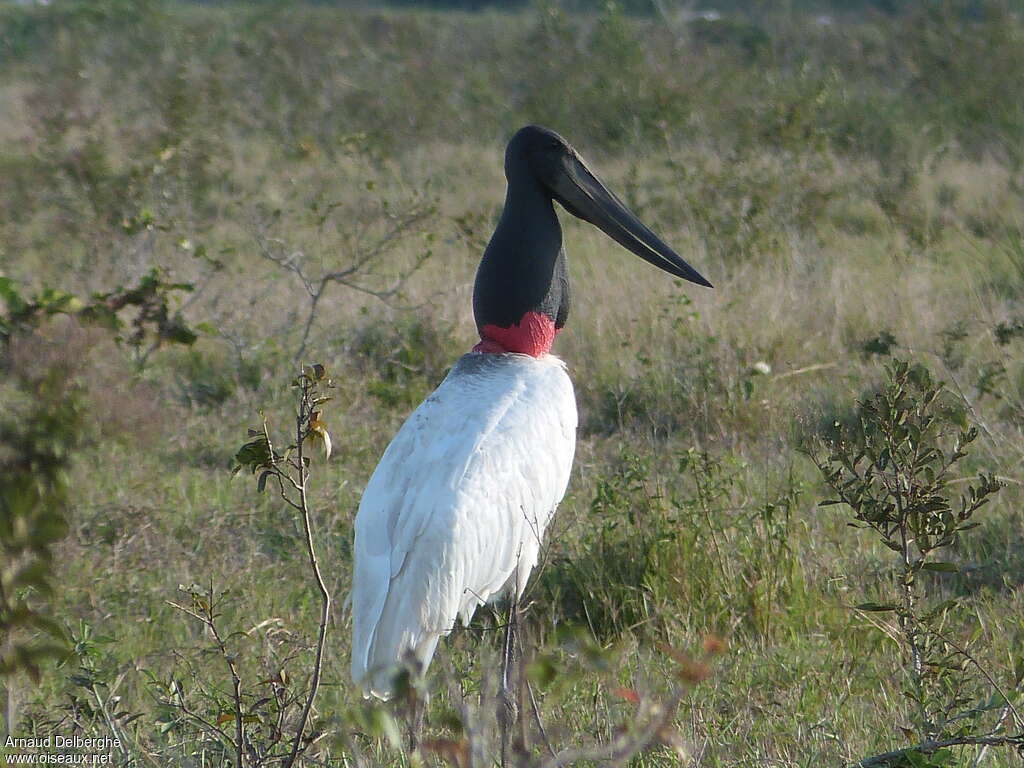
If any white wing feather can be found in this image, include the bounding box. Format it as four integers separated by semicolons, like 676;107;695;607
351;352;576;698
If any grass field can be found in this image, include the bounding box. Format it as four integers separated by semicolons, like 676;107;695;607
2;1;1024;765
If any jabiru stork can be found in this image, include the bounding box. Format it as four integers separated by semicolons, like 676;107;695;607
351;125;711;698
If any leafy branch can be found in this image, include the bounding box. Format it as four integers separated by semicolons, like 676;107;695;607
0;269;198;689
233;363;335;767
846;732;1024;768
0;268;198;365
0;367;84;683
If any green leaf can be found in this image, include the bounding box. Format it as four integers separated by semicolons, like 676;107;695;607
163;318;198;346
527;656;558;688
366;707;403;750
0;275;27;313
5;560;52;590
234;437;272;470
853;603;897;612
923;599;958;619
976;692;1008;712
921;562;959;572
915;747;954;767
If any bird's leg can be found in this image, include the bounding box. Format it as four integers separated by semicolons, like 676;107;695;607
515;613;531;759
404;693;421;754
395;658;426;753
502;593;517;694
498;592;519;768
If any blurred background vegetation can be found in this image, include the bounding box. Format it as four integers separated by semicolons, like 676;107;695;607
2;0;1024;764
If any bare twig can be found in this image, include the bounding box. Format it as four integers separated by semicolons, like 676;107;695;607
251;195;435;361
848;732;1024;768
527;676;557;761
208;599;247;768
973;705;1016;767
773;361;839;380
929;627;1023;731
86;672;133;764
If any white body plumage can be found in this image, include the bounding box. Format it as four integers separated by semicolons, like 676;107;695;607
351;352;577;698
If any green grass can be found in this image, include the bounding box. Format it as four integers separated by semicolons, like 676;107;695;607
2;1;1024;765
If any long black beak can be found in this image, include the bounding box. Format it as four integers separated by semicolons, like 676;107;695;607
549;154;712;288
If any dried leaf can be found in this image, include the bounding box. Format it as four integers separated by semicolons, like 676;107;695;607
421;738;470;768
702;634;727;655
657;642;711;684
612;686;640;704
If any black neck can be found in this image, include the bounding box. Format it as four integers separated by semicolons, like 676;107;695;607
472;172;570;332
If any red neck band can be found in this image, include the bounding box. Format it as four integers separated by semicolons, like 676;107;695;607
473;311;558;357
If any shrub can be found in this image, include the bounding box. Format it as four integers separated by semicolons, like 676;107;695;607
809;360;1019;763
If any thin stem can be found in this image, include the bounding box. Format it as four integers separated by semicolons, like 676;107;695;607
88;676;132;763
166;594;246;766
972;705;1014;767
294;291;322;363
172;680;234;747
499;594;517;768
694;454;730;588
898;521;926;730
890;415;928;739
283;376;332;768
207;596;246;768
930;628;1023;731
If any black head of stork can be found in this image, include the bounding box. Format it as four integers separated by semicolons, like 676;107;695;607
472;125;711;357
